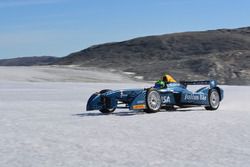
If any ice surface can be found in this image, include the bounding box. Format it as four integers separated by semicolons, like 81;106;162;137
0;66;134;83
0;67;250;167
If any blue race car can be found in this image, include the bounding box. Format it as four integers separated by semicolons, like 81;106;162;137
86;80;224;114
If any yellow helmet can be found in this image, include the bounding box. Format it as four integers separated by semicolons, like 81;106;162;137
163;74;176;83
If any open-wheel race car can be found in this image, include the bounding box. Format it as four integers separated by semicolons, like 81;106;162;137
86;80;224;114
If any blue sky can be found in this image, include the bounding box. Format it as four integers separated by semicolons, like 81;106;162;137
0;0;250;58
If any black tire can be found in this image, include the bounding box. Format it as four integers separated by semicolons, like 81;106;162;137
99;108;116;114
100;89;112;94
205;89;220;110
144;89;161;113
99;89;116;114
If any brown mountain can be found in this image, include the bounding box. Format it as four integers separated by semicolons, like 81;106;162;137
1;27;250;84
55;27;250;85
0;56;59;66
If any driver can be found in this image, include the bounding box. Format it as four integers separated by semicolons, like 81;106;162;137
154;74;177;88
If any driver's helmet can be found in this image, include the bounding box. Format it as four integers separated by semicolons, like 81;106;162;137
163;74;177;83
154;80;165;89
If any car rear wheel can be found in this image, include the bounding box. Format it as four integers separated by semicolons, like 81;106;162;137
205;89;220;110
99;89;116;114
99;108;116;114
144;89;161;113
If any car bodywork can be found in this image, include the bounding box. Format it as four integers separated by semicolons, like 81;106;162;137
86;80;224;113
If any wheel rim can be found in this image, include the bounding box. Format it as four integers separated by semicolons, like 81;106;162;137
108;108;115;112
147;91;161;111
210;91;220;109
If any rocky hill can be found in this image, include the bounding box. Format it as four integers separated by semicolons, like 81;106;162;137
0;56;59;66
55;27;250;85
1;27;250;84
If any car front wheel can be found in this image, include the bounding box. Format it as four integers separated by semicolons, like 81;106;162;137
144;89;161;113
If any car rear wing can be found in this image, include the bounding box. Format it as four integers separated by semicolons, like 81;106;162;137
180;80;217;88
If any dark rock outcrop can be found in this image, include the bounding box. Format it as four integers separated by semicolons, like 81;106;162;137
0;56;59;66
55;27;250;84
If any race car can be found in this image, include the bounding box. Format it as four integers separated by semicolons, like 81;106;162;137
86;80;224;114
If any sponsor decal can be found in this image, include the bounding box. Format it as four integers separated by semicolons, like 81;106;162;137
133;104;146;110
184;94;207;101
162;96;171;103
137;100;145;104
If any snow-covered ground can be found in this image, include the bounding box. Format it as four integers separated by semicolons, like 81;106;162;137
0;66;135;83
0;66;250;167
